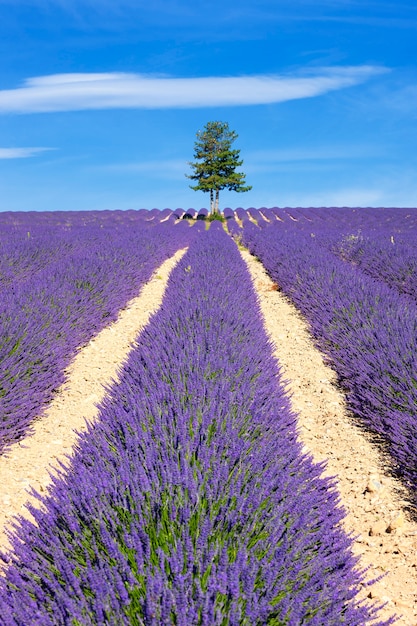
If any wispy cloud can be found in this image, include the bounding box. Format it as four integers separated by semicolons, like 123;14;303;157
0;147;52;158
244;145;385;174
0;66;387;114
99;158;186;178
380;84;417;116
248;145;383;162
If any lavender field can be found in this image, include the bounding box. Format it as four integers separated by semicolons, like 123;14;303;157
0;210;196;453
1;206;415;624
240;208;417;504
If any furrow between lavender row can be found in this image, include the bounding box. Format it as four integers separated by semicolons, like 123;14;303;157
0;224;385;625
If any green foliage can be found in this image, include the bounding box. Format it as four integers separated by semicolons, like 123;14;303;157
186;121;252;214
207;212;226;222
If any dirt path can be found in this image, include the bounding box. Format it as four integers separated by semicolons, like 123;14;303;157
0;249;187;554
240;249;417;626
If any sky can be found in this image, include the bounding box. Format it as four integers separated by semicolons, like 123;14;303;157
0;0;416;211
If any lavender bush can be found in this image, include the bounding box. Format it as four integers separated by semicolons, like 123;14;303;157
262;207;417;301
263;208;417;300
0;224;386;625
241;215;417;505
0;211;196;453
225;217;241;239
331;231;417;301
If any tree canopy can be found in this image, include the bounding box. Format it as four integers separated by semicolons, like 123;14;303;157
186;121;252;214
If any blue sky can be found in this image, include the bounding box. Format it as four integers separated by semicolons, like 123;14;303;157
0;0;416;211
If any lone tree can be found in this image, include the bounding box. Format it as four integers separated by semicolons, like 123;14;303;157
186;121;252;215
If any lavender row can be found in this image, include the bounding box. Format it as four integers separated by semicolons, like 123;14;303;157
262;208;417;301
259;207;417;302
241;219;417;504
330;232;417;302
0;210;186;288
0;212;197;453
260;207;417;230
263;208;417;301
0;224;384;625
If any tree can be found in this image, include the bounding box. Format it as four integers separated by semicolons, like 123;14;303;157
186;121;252;215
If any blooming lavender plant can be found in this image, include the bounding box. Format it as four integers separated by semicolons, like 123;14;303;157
331;231;417;301
241;213;417;505
0;211;196;453
0;223;388;625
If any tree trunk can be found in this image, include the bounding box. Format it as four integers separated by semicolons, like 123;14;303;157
210;189;214;214
214;190;219;214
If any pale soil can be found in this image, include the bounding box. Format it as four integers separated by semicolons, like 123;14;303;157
0;241;416;624
0;248;187;554
240;249;417;626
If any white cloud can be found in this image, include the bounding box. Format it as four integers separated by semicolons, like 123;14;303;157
0;147;52;158
243;145;386;175
0;66;387;113
99;158;186;178
248;144;383;163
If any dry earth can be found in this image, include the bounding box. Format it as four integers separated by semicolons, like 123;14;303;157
0;239;416;625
